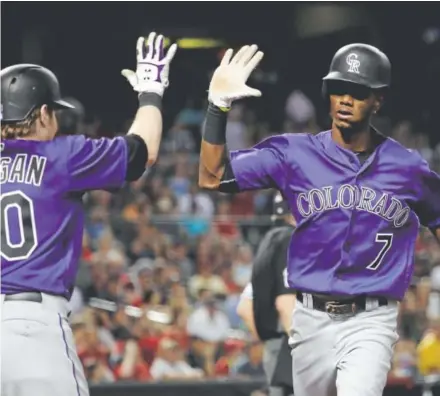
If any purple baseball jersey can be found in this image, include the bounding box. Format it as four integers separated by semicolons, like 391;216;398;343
1;135;128;298
229;130;440;300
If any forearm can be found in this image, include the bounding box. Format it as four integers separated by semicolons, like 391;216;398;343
119;355;136;378
279;309;293;335
237;298;259;339
276;294;296;335
199;104;228;189
127;93;162;166
203;357;216;377
242;312;259;339
118;341;138;378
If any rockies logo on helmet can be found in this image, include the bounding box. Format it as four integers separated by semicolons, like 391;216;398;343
346;53;360;74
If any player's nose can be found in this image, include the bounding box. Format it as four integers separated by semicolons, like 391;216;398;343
339;94;354;106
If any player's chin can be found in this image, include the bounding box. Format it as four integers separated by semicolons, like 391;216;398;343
334;118;355;130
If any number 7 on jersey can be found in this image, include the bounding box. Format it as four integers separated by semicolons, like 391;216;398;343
366;233;393;271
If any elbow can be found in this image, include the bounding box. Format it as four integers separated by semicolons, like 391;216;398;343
197;175;208;189
147;156;157;167
198;177;219;190
198;167;220;190
146;147;159;166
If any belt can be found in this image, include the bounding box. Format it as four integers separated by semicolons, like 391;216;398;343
3;292;71;317
296;292;388;317
4;292;43;303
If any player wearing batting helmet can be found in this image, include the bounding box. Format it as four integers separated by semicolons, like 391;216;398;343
237;192;295;396
1;33;177;396
198;42;440;396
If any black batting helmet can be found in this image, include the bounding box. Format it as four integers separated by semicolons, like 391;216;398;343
322;43;391;96
1;64;74;123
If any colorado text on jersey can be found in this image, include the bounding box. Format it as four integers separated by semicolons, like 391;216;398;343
296;184;410;228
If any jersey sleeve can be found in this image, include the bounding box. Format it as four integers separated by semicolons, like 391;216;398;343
240;283;254;300
229;134;289;191
65;135;128;192
413;159;440;229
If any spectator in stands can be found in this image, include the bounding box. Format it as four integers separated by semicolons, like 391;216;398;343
162;123;198;154
214;199;241;239
169;240;195;284
83;357;115;384
214;337;248;377
114;339;151;381
188;264;228;300
232;244;253;289
150;338;204;381
186;336;219;377
177;182;215;219
226;103;249;151
284;89;319;135
72;311;115;383
175;98;205;129
187;297;230;343
154;185;178;215
417;318;440;376
168;281;191;321
398;285;426;342
237;341;265;378
390;334;418;379
428;262;440;319
168;155;192;199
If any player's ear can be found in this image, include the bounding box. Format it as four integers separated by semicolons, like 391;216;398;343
373;89;385;113
39;104;53;126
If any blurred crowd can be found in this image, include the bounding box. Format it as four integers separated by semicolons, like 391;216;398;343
66;90;440;386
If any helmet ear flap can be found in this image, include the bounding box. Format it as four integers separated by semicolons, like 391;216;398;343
322;81;331;109
321;81;327;98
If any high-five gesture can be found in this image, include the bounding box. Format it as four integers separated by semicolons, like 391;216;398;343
122;32;177;96
209;45;264;109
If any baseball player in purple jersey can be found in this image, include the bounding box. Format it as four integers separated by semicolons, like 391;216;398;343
198;44;440;395
1;32;177;396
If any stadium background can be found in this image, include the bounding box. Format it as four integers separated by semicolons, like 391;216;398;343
2;3;440;396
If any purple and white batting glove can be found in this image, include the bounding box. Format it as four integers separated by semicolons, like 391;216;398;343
122;32;177;97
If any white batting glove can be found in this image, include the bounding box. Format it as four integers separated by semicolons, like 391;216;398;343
121;32;177;97
208;45;264;109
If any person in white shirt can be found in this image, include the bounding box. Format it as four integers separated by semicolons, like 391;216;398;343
150;338;204;381
187;297;231;343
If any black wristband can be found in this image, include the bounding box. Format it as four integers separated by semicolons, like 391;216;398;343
202;103;228;145
138;92;162;111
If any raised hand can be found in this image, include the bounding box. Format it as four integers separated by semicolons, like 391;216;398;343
208;45;264;109
122;32;177;96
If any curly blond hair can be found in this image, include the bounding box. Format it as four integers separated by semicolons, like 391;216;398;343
1;108;41;139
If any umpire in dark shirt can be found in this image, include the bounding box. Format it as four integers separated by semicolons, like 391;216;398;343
237;192;296;396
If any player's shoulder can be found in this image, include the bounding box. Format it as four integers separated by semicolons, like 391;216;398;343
1;137;69;159
52;134;100;148
53;134;126;154
256;131;317;150
382;136;429;170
